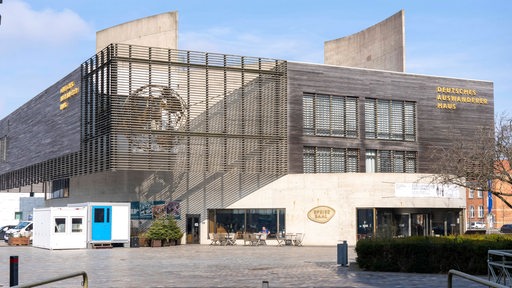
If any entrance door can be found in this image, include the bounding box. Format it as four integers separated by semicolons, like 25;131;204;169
412;213;428;236
186;214;200;244
92;206;112;241
397;214;410;237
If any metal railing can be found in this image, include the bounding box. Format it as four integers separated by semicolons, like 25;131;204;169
489;249;512;286
16;271;88;288
448;269;507;288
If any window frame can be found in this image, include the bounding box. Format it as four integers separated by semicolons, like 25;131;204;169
303;146;359;173
365;98;416;141
303;93;358;138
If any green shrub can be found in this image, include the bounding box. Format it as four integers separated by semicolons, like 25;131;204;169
146;216;183;242
355;235;512;274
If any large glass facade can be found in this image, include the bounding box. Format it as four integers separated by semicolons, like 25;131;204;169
208;208;285;238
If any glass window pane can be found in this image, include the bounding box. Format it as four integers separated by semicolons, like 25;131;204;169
303;94;314;135
378;150;392;172
346;97;358;138
72;218;83;233
331;148;345;172
393;151;404;172
366;150;376;173
55;218;66;233
316;147;331;173
404;102;416;141
315;95;330;136
346;149;359;172
94;208;105;223
331;96;345;136
365;99;376;139
390;101;404;140
357;208;374;239
377;100;390;139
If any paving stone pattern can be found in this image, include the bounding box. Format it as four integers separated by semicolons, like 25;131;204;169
0;242;488;287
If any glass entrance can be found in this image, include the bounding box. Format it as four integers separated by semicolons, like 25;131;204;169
396;214;410;237
186;214;200;244
412;213;428;236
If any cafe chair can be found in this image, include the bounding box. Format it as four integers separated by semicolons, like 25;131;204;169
209;233;219;245
275;233;285;247
243;233;252;246
226;232;237;245
293;233;304;246
257;233;267;246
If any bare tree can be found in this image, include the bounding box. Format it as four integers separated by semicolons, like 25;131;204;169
429;114;512;209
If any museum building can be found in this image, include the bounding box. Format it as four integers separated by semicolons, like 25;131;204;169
0;10;494;245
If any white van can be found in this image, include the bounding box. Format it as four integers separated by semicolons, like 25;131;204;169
5;221;34;241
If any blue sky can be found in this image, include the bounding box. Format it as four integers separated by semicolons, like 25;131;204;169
0;0;510;120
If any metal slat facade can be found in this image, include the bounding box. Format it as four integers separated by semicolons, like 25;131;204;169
0;44;288;191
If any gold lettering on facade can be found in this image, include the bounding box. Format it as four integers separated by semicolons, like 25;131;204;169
435;86;487;110
307;206;335;224
59;81;79;110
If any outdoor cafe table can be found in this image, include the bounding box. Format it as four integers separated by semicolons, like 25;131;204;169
284;233;296;246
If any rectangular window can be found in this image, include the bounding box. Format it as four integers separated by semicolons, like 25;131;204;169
469;189;474;198
365;150;417;173
478;205;484;218
72;218;83;232
365;98;416;141
303;93;358;138
357;208;374;239
0;136;6;162
208;208;285;238
47;178;70;199
477;190;483;198
303;146;359;173
469;206;475;218
54;218;66;233
365;150;376;173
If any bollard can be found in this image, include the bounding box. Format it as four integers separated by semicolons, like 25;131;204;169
10;256;19;287
337;240;348;266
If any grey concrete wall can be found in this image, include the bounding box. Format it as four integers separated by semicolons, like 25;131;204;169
324;10;405;72
96;11;178;52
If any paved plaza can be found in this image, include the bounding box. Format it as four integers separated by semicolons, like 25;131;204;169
0;241;489;287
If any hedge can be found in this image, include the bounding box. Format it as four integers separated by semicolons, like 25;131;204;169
355;234;512;274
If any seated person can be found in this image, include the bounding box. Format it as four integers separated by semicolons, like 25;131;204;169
260;226;270;235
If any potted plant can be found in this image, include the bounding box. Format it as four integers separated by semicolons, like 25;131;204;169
165;216;183;246
146;219;166;247
146;216;183;247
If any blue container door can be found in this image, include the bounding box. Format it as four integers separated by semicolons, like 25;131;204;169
91;206;112;241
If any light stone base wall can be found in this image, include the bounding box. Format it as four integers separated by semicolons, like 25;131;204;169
203;173;465;246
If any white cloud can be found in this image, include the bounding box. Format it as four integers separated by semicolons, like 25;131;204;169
0;0;95;120
0;0;93;49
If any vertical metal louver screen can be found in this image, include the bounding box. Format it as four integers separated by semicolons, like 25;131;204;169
0;44;288;190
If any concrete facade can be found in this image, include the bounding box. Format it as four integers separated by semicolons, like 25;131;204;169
324;10;405;72
225;173;465;245
96;11;178;52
